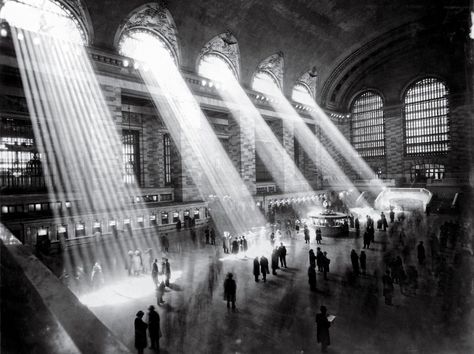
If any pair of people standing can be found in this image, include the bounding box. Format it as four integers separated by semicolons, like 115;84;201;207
253;256;270;282
134;306;162;354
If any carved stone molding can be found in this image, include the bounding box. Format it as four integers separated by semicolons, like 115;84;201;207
198;31;241;79
114;3;180;65
256;52;284;90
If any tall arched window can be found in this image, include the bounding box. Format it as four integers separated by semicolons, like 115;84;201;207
350;91;385;158
118;29;175;65
403;78;449;155
292;83;314;106
252;71;280;94
0;0;89;44
198;53;236;82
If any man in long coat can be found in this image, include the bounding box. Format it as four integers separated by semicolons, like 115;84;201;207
253;257;260;282
224;273;237;311
316;306;331;353
147;305;162;350
260;255;269;282
134;311;148;354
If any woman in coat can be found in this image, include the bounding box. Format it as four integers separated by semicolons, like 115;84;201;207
271;247;279;275
134;311;148;354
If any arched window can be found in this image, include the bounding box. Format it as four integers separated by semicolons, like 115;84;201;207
410;163;445;181
115;3;179;65
403;78;449;155
0;0;88;44
350;91;385;158
118;29;175;65
252;70;280;94
198;53;236;82
292;83;314;106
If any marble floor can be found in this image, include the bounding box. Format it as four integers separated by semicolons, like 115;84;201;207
55;218;473;354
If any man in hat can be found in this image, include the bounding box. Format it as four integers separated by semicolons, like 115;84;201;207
147;305;162;350
223;272;237;311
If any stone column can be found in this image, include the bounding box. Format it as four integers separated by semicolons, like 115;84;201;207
227;112;256;195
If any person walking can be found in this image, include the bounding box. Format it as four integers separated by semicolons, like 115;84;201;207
205;227;210;244
210;228;216;245
151;259;159;287
309;249;316;269
316;228;322;244
316;247;324;272
316;306;331;353
260;255;269;282
363;230;371;249
223;273;237;311
162;258;171;287
308;265;317;291
253;257;260;282
417;241;426;265
351;249;360;275
278;242;287;268
322;252;330;280
134;311;148;354
147;305;162;351
355;217;360;238
360;250;367;275
271;247;280;275
304;226;310;244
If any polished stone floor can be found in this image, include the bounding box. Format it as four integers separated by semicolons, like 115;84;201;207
55;217;473;354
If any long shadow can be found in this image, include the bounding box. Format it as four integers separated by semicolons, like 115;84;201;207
168;283;183;291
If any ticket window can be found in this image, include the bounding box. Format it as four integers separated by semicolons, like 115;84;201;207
150;214;157;226
57;225;68;240
194;209;200;220
172;212;179;223
75;222;85;238
137;216;144;228
124;218;131;232
109;220;117;236
37;227;50;254
184;210;190;222
93;221;102;235
162;212;169;225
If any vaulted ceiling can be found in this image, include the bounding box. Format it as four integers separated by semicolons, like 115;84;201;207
81;0;470;103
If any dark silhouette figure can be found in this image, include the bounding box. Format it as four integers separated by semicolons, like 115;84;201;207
309;249;316;268
322;252;330;280
134;311;148;354
363;230;371;249
316;247;324;272
232;239;239;254
210;228;216;245
308;265;317;291
355;217;360;238
151;259;159;287
162;258;171;287
278;243;287;268
253;257;260;282
176;219;182;232
417;241;426;265
224;273;237;311
389;209;395;223
304;226;310;244
161;234;169;252
271;248;280;275
316;306;331;353
205;227;210;244
351;249;360;275
260;255;269;282
147;305;162;350
316;228;322;244
243;236;248;252
360;251;367;274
